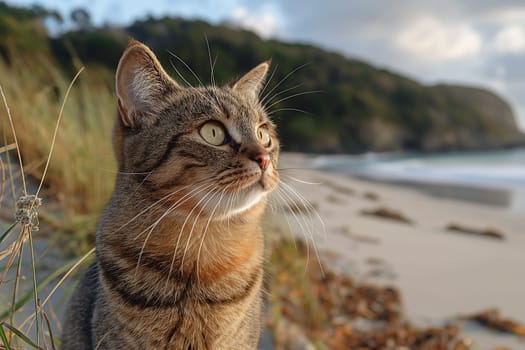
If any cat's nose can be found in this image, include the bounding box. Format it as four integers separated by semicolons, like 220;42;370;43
249;152;270;171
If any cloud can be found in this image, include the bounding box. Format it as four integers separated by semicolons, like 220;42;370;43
229;6;279;38
492;25;525;53
394;17;482;61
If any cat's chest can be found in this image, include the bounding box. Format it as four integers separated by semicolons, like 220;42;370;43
108;295;251;349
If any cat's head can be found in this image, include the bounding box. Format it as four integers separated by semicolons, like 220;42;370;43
113;40;279;218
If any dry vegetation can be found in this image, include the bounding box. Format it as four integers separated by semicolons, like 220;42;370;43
266;238;475;349
0;54;108;348
446;223;506;240
361;206;414;225
0;54;116;251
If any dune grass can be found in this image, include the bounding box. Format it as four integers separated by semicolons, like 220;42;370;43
0;52;113;348
0;53;116;252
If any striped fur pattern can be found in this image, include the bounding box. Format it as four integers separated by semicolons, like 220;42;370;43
61;40;279;349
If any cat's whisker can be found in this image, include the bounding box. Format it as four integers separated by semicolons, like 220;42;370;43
179;186;224;276
134;183;212;248
267;107;312;117
281;174;322;186
167;55;218;109
260;62;310;106
279;181;325;276
259;63;279;101
280;180;326;238
196;183;233;283
131;171;155;197
272;175;329;268
94;331;110;350
134;199;181;277
274;186;312;271
261;83;303;108
167;183;219;287
135;184;215;279
204;34;216;87
225;185;235;233
167;51;221;109
136;181;215;242
276;167;314;171
270;188;299;252
135;182;215;274
170;184;216;248
126;179;213;235
168;59;196;89
133;183;214;260
277;183;325;275
115;183;195;234
265;90;322;111
167;51;205;88
212;55;218;81
206;87;224;114
268;198;282;221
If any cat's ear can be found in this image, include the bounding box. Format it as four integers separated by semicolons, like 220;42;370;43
231;60;271;101
116;40;180;128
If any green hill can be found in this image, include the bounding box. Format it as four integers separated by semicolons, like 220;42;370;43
1;2;524;153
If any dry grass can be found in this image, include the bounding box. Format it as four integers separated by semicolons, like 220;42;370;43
0;54;116;247
0;53;108;348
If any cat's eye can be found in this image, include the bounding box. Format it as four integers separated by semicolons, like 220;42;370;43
200;121;227;146
257;127;271;147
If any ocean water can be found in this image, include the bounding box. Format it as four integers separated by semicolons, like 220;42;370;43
310;148;525;212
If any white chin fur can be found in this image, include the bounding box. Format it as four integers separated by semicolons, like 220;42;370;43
227;188;266;217
202;186;266;220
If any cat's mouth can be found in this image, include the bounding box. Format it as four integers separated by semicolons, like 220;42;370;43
245;169;277;192
256;174;269;190
246;176;269;194
230;176;276;212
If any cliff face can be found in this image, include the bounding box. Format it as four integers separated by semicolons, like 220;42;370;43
1;4;524;153
421;85;525;151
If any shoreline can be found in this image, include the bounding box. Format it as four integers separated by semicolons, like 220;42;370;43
294;148;525;214
272;152;525;348
353;175;513;208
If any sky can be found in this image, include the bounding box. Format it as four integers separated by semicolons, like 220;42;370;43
7;0;525;130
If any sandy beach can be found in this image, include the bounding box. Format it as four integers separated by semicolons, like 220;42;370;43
270;153;525;349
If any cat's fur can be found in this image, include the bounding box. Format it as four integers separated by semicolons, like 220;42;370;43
61;40;279;349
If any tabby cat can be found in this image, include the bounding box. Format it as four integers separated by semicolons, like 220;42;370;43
61;40;279;349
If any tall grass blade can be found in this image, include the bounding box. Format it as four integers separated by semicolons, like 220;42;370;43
0;324;11;350
41;247;94;307
0;144;16;154
27;227;40;346
9;241;23;341
0;222;17;246
35;67;84;198
0;85;27;195
1;322;44;349
0;257;77;319
41;310;57;350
